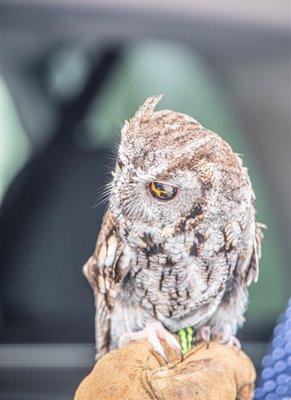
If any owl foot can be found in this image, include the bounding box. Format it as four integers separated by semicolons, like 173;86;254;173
213;325;241;352
118;320;182;362
196;325;211;347
196;326;241;352
223;335;241;352
197;324;241;354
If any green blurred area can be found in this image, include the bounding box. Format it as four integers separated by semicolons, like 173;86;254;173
0;40;289;334
0;77;31;202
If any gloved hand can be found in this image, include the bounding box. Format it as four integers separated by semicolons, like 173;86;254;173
74;339;256;400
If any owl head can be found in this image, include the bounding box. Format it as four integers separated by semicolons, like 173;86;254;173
110;95;247;230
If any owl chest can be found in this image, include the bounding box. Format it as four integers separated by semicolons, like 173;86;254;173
121;226;235;318
123;237;210;316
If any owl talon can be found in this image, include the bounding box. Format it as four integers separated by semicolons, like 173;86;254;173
224;336;241;353
118;320;182;362
212;324;241;351
197;325;211;347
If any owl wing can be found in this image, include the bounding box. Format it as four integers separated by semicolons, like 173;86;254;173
227;221;264;287
83;210;129;358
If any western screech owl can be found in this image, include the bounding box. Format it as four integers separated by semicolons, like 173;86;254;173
83;95;264;360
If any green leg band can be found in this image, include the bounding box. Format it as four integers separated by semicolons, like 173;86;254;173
176;327;195;354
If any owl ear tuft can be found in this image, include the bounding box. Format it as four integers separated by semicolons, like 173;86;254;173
132;94;163;123
122;95;163;136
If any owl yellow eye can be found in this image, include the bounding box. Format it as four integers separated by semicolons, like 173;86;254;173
148;182;178;201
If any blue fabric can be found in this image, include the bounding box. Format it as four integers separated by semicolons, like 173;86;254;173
255;299;291;399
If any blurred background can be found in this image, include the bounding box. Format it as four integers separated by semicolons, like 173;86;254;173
0;0;290;399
